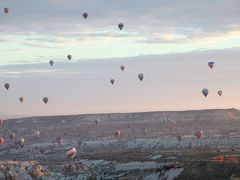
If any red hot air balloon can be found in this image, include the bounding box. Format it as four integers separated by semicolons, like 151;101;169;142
195;130;203;139
66;147;77;158
114;129;121;138
0;137;4;145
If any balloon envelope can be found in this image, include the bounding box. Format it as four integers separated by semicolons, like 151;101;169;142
138;73;144;81
9;132;15;141
195;130;203;139
66;147;77;158
120;65;125;71
218;90;222;96
110;79;115;85
83;12;88;19
0;137;4;145
67;55;72;60
114;130;121;138
208;62;215;69
202;88;209;97
118;23;124;30
49;60;54;66
4;83;10;90
19;97;24;103
43;97;48;104
4;8;8;14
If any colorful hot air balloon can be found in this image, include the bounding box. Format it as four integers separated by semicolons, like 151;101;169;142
202;88;209;97
83;12;88;19
110;79;115;85
176;135;183;142
56;136;63;144
114;129;121;138
118;23;124;30
49;60;54;66
218;90;222;96
208;62;215;69
19;97;24;103
66;147;77;158
195;130;203;139
15;138;25;148
67;55;72;60
120;65;125;71
43;97;48;104
4;83;10;90
33;130;40;139
9;132;15;141
0;137;4;145
4;8;9;14
138;73;144;81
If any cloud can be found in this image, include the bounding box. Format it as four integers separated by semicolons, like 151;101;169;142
1;0;240;45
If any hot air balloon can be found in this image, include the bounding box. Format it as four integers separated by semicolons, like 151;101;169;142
195;130;203;139
15;138;25;148
118;23;124;30
4;8;9;14
67;55;72;60
95;118;100;124
120;65;125;71
176;135;183;142
138;73;144;81
144;129;148;134
43;97;48;104
83;12;88;19
0;137;4;145
202;88;209;97
0;119;3;126
9;132;15;141
208;62;215;69
56;136;63;144
110;79;115;85
66;147;77;158
33;130;40;139
169;120;176;128
114;129;121;138
19;97;24;103
49;60;54;66
4;83;10;90
218;90;222;96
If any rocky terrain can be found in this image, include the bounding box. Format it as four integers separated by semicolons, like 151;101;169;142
1;108;240;179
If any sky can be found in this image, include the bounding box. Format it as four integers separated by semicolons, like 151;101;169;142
0;0;240;118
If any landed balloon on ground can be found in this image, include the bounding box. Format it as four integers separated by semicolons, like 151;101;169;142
66;147;77;158
33;130;40;139
118;23;124;30
83;12;88;19
9;132;15;141
195;130;203;139
0;119;3;126
114;129;121;138
0;137;4;145
43;97;48;104
15;138;25;148
202;88;209;97
95;119;100;124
